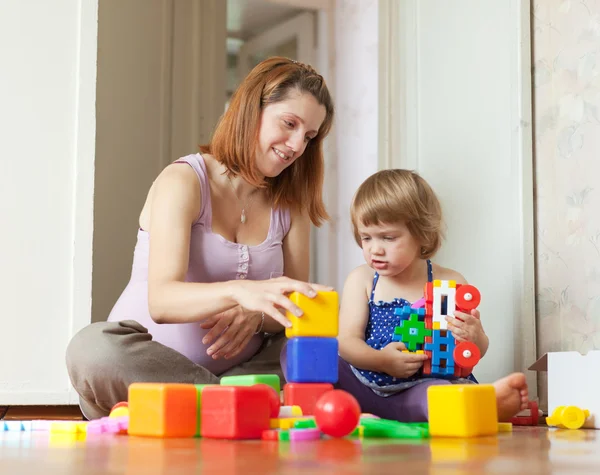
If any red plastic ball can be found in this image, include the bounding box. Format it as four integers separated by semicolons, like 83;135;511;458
314;390;361;438
255;384;281;418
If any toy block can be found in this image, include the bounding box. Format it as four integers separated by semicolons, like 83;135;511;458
394;314;432;351
262;429;279;441
286;337;338;383
497;422;513;432
359;418;429;439
279;429;290;441
219;374;281;394
546;405;590;430
194;384;216;437
279;417;310;430
424;329;456;377
201;385;271;439
279;405;303;418
432;322;440;330
290;428;321;441
428;384;498;437
432;280;456;330
128;383;197;438
285;291;339;338
510;400;539;426
455;284;481;311
294;418;317;429
283;383;333;415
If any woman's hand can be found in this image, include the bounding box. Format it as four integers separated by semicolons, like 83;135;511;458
230;277;333;328
379;342;429;379
200;306;262;360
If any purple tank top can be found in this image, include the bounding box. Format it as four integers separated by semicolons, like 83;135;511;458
107;153;291;375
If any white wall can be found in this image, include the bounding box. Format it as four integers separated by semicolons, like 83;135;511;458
385;0;536;385
0;0;97;403
334;0;379;287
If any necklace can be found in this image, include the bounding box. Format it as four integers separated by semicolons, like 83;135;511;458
227;175;258;224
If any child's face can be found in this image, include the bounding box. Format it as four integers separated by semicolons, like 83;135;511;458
358;221;421;276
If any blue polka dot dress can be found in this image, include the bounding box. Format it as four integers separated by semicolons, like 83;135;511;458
349;260;477;396
351;260;434;389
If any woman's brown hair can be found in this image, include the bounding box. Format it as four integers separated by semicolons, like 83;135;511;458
200;57;334;226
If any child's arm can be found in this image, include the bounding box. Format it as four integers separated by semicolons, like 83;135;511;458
338;267;428;377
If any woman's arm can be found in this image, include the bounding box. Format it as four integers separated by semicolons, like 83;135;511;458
260;207;312;333
147;164;239;323
146;164;319;325
337;267;388;372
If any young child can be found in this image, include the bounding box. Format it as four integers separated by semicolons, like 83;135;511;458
337;169;529;422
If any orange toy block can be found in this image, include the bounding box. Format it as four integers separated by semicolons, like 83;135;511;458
128;383;197;438
283;383;333;416
285;291;339;338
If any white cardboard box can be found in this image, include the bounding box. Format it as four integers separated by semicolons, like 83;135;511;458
529;351;600;429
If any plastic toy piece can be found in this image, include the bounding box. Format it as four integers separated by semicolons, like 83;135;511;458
314;390;361;438
278;405;303;418
261;429;279;441
359;418;429;439
279;417;311;430
394;314;432;351
293;418;317;429
428;384;498;437
109;402;129;419
128;383;197;438
289;428;321;441
201;385;271;439
424;329;456;377
497;422;513;432
220;374;281;394
453;341;481;369
510;400;539;426
431;280;457;330
50;421;84;434
286;337;338;383
279;430;290;441
546;406;590;430
193;384;216;437
283;383;334;415
455;284;481;311
285;291;339;338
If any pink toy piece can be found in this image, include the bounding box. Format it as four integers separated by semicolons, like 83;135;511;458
86;423;105;435
31;420;54;431
411;297;426;309
289;428;321;441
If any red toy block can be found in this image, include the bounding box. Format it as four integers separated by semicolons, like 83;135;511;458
283;383;334;416
201;386;271;439
510;400;539;426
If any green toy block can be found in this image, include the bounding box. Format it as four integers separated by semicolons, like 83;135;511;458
293;419;317;429
194;384;216;437
278;429;290;441
359;418;429;439
394;314;432;351
219;374;281;394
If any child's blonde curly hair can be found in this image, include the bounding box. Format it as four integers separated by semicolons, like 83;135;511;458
350;169;445;259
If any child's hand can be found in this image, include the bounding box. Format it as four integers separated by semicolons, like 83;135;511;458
380;342;429;379
445;309;489;355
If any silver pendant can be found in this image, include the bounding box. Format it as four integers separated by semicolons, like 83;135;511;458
240;209;246;224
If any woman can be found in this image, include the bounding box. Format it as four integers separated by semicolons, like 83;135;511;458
66;57;335;419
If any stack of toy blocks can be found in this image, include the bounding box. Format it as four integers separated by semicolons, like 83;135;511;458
393;280;482;379
283;291;339;415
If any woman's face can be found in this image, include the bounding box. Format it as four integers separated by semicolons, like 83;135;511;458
254;90;327;178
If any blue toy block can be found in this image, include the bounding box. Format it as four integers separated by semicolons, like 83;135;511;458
286;337;338;383
425;330;456;377
394;306;426;321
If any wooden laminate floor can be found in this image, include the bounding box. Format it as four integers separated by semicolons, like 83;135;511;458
1;426;599;474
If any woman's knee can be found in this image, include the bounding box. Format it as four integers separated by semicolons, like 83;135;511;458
66;320;148;386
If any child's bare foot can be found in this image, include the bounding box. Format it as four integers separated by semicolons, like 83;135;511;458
493;373;529;421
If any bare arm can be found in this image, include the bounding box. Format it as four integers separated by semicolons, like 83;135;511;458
261;207;312;333
147;164;238;323
337;267;388;372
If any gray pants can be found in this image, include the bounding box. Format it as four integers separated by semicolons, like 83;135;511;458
66;320;286;420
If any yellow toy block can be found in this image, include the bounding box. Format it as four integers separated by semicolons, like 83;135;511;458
270;418;280;429
428;384;498;437
279;417;310;430
497;422;513;432
433;322;440;330
285;291;339;338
